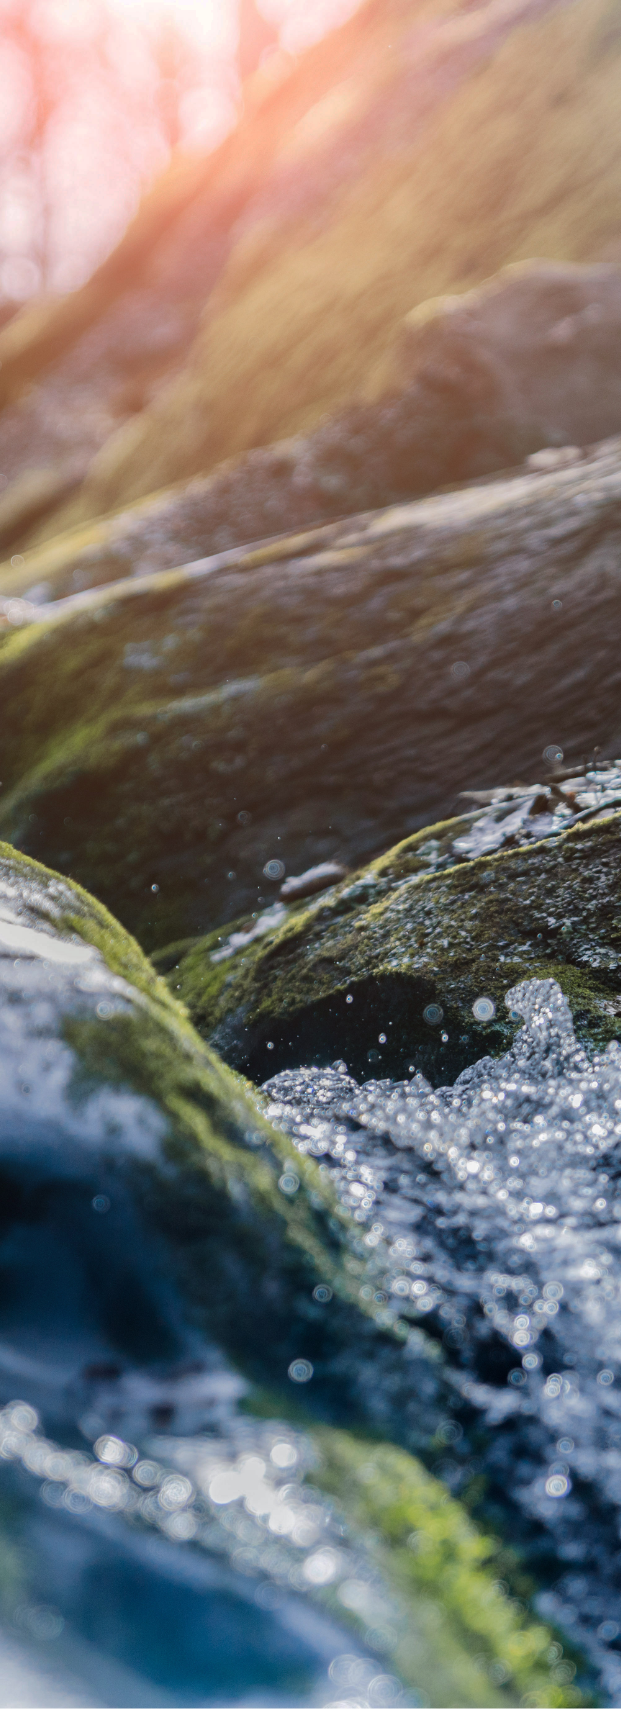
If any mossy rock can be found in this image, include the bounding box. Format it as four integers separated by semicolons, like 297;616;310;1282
0;844;588;1705
3;0;621;552
169;812;621;1084
39;0;621;530
2;441;621;951
307;1426;587;1709
0;1409;587;1709
0;838;426;1412
5;260;621;608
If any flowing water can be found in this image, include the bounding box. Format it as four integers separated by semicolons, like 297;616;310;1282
4;976;621;1704
264;978;621;1703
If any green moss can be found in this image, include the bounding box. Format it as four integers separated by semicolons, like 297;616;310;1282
0;855;597;1702
0;839;370;1311
171;813;621;1079
2;435;621;956
309;1428;590;1708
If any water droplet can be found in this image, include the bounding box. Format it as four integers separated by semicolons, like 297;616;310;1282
264;859;285;881
546;1473;569;1498
288;1359;313;1383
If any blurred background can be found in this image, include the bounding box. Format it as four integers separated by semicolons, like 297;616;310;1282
0;0;363;310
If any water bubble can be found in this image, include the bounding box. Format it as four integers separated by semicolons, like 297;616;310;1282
288;1359;313;1383
94;1435;137;1468
163;1509;198;1541
91;1195;110;1214
472;996;495;1022
557;1438;574;1453
303;1547;339;1585
313;1284;333;1302
543;744;564;764
88;1466;130;1510
209;1469;242;1505
546;1473;570;1498
329;1655;367;1685
133;1460;160;1487
367;1676;402;1709
278;1172;299;1195
5;597;30;625
150;883;159;893
598;1621;620;1641
264;859;285;881
346;994;354;1004
508;1369;527;1386
545;1374;563;1398
597;1369;614;1386
270;1441;297;1469
451;661;471;679
441;1030;449;1042
423;1003;443;1025
552;599;562;610
7;1404;37;1433
378;1033;387;1044
158;1474;193;1511
522;1352;541;1370
436;1420;462;1444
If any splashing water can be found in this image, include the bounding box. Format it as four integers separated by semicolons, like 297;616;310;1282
264;978;621;1699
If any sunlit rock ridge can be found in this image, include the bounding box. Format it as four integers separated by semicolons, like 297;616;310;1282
0;0;621;554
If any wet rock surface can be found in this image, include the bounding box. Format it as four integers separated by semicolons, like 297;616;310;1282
3;440;621;949
3;3;621;1693
7;261;621;607
0;847;579;1707
171;809;621;1084
0;0;620;552
0;256;617;615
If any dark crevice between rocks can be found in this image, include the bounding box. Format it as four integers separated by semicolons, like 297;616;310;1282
212;972;512;1088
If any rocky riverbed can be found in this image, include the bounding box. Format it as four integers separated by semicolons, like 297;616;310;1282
1;0;621;1697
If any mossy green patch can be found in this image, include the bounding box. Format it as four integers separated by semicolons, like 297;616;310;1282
309;1428;590;1707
